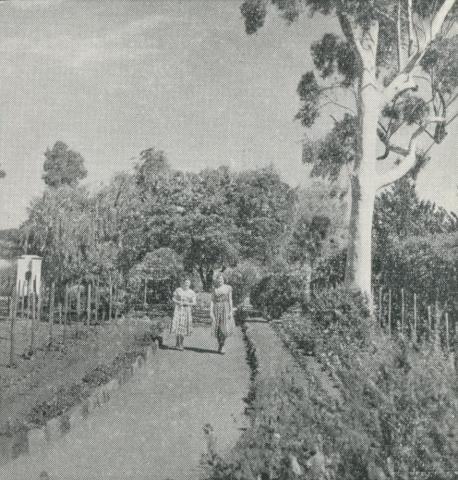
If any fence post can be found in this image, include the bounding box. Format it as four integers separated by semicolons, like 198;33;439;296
401;288;405;335
388;289;392;336
37;281;42;326
26;277;31;320
8;288;17;368
143;277;147;308
108;275;113;321
413;293;417;343
63;284;68;344
94;277;99;325
434;300;441;348
49;281;55;345
76;285;81;334
445;312;449;353
427;305;432;340
87;282;91;328
114;285;119;320
58;303;63;342
30;276;37;355
21;281;25;320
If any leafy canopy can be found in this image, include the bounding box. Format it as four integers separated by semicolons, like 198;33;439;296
242;0;458;184
42;141;87;188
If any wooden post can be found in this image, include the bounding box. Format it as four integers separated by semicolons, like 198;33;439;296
30;276;37;354
63;284;68;344
401;288;405;335
37;282;42;326
21;281;25;320
413;293;417;343
76;285;81;324
26;277;31;319
87;282;91;328
8;288;17;367
143;277;147;307
445;312;450;353
388;289;392;336
58;303;63;342
435;300;440;347
427;305;432;340
94;277;99;325
49;281;55;344
378;287;383;329
114;285;119;320
108;275;113;321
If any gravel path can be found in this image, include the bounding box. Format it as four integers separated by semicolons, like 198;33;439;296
0;326;249;480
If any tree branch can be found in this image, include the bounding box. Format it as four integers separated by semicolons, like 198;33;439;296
384;74;419;103
384;0;456;101
397;0;404;71
377;141;419;188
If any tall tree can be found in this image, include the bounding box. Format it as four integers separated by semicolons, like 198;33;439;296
241;0;458;296
172;167;239;290
233;166;296;263
42;141;87;188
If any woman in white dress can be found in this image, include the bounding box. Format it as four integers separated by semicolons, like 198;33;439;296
170;278;196;351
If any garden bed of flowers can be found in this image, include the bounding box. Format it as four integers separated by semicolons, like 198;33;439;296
203;287;458;480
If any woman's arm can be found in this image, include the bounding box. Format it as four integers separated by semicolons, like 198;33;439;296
183;293;197;307
172;290;182;306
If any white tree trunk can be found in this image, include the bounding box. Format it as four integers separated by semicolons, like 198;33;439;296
344;30;381;298
344;175;377;296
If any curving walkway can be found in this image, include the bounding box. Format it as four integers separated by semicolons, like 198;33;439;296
0;326;249;480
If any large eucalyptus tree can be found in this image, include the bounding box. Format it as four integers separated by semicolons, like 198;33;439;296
241;0;457;296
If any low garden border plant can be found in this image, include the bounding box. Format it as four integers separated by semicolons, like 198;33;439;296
203;287;458;480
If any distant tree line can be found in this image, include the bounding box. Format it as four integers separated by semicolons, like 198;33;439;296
18;140;457;311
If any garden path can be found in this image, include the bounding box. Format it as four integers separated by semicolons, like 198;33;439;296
0;326;249;480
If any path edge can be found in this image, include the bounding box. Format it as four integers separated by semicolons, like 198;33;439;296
0;339;159;467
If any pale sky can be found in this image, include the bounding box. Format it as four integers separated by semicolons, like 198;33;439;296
0;0;456;229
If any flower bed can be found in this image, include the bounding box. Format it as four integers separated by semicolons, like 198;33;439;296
203;288;458;480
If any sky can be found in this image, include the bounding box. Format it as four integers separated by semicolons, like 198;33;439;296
0;0;456;229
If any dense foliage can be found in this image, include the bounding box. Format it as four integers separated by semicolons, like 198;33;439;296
241;0;458;294
205;288;458;480
250;270;304;319
21;143;295;298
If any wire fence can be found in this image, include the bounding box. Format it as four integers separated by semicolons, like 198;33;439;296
309;281;457;364
0;275;125;367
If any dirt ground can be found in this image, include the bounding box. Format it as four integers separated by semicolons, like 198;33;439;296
0;316;161;431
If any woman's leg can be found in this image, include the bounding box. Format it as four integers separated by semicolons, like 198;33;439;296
217;330;226;353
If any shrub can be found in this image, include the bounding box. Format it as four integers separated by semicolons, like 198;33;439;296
205;322;458;480
250;271;305;319
224;261;261;306
205;285;457;480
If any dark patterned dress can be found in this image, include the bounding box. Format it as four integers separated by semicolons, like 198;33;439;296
211;285;235;338
170;287;196;336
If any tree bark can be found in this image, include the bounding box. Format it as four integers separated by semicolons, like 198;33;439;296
344;22;381;298
345;176;377;296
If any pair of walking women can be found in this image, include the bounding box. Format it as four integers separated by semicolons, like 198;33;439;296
169;274;235;354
